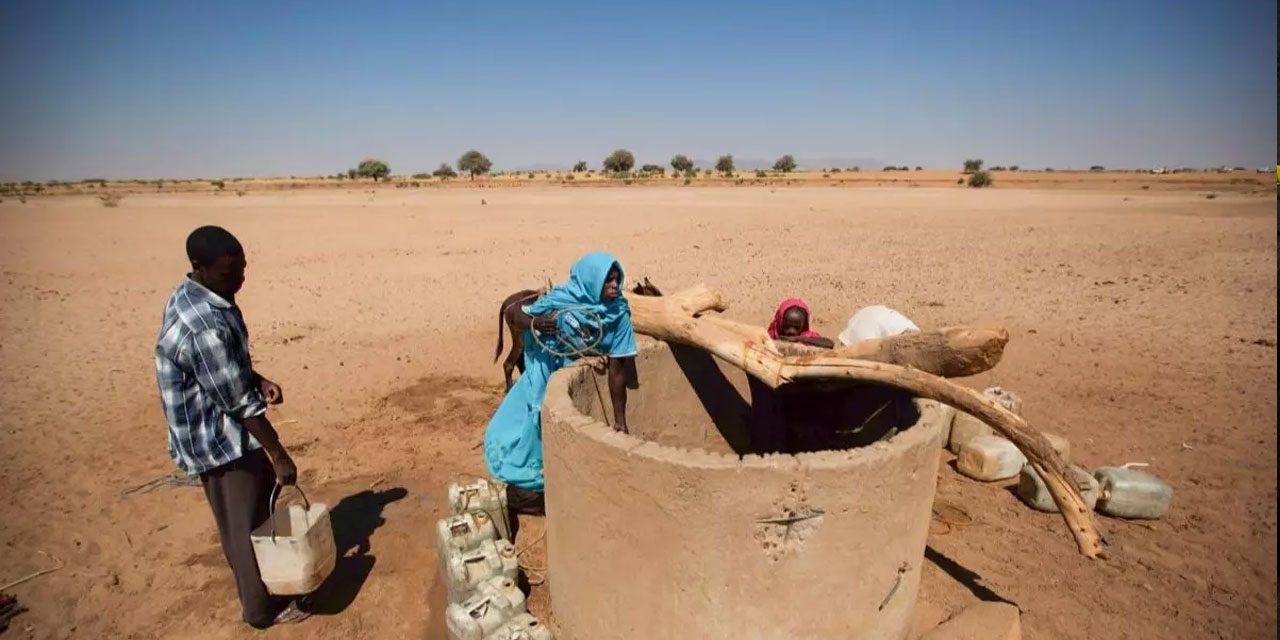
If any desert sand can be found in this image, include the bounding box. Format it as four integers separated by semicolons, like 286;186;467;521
0;184;1275;639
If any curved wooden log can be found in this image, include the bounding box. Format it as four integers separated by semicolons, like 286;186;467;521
628;284;1105;558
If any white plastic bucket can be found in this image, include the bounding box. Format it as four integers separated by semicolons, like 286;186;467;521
250;485;337;595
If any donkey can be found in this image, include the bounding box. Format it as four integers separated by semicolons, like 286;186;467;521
493;277;663;390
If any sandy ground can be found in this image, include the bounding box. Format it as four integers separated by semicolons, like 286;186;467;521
0;186;1275;639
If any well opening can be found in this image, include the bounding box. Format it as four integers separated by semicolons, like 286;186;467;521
570;343;922;456
543;343;947;640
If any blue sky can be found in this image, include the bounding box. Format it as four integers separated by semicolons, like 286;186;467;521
0;0;1274;180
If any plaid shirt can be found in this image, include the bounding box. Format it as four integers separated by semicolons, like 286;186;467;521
155;277;267;475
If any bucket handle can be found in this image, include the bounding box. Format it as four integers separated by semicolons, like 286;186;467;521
267;483;312;544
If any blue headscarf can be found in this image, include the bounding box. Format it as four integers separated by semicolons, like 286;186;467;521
523;252;629;356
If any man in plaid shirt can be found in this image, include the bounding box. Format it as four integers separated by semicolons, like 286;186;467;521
155;225;308;628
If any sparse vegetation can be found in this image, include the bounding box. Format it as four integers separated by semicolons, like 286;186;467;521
99;193;123;207
914;166;923;171
573;161;588;173
640;164;665;175
968;170;993;188
347;168;358;179
715;155;735;175
963;159;984;174
457;150;492;180
411;173;432;180
773;155;797;173
755;170;768;178
433;163;458;179
1090;165;1106;171
357;158;391;181
670;154;694;173
1009;165;1020;171
604;149;635;173
210;180;225;190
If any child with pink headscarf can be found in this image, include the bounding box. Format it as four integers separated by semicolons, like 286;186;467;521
767;298;835;349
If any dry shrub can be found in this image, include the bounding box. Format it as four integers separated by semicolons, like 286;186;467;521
99;193;123;207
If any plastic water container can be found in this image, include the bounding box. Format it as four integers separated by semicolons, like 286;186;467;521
449;480;511;541
443;539;520;602
1093;466;1173;519
983;386;1023;414
957;436;1026;481
948;387;1023;454
936;403;957;448
249;486;337;595
446;575;528;640
483;613;555;640
1015;464;1099;512
437;512;499;555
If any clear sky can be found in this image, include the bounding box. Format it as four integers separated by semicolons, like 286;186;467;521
0;0;1274;180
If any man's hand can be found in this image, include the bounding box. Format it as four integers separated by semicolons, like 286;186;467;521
259;377;284;405
272;452;298;486
532;313;558;335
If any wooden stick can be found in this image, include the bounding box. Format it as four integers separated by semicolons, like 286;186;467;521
628;285;1105;558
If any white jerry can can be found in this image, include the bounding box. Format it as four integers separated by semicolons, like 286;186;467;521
449;480;511;541
437;511;499;556
948;387;1023;454
442;539;519;602
1093;466;1174;519
446;575;528;640
1015;464;1100;512
249;486;337;595
957;435;1026;481
483;613;555;640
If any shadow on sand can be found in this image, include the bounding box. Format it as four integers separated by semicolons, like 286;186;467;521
307;487;408;615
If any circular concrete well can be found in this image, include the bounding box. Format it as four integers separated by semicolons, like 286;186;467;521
542;344;946;640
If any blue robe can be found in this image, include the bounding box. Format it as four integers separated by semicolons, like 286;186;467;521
483;252;638;492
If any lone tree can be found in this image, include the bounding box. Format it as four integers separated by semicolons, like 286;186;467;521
603;149;635;173
573;160;588;172
773;154;797;173
347;168;358;179
433;163;458;179
457;150;492;180
968;169;993;188
670;154;694;173
962;158;984;174
715;154;735;174
357;158;391;181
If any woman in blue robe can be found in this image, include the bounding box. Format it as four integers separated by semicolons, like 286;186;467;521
484;252;638;508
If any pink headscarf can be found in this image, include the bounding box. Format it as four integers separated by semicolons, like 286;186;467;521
768;298;824;340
